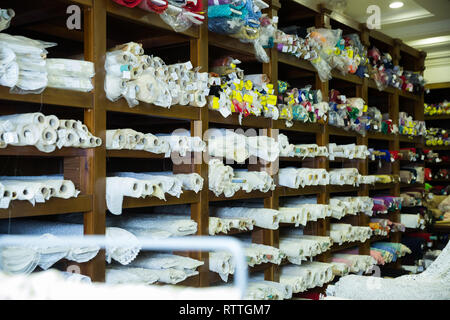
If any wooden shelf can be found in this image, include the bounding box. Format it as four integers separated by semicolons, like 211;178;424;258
427;179;450;183
370;235;390;243
428;146;450;151
273;120;322;133
106;150;166;159
327;185;360;193
370;183;397;190
424;114;450;121
0;86;92;109
331;70;363;85
278;186;325;197
106;100;200;121
367;131;396;141
208;110;272;128
0;146;88;157
328;126;360;137
330;241;363;253
368;79;395;94
106;0;198;38
209;190;272;202
0;195;92;219
278;53;317;73
121;191;199;209
208;33;256;56
398;90;421;102
398;135;424;143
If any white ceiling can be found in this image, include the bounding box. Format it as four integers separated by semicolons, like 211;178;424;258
317;0;450;61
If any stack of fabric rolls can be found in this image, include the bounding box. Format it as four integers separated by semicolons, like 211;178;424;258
0;219;141;274
279;229;332;264
208;1;276;62
0;175;80;209
207;128;280;163
0;31;94;94
105;42;209;108
106;252;203;285
276;81;329;128
327;224;373;245
246;274;293;300
370;242;412;265
331;251;377;274
279;262;335;294
106;172;204;214
106;129;206;157
208;159;275;198
0;112;102;152
207;58;278;121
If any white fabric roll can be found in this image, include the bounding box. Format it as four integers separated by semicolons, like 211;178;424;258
106;177;145;215
174;173;204;193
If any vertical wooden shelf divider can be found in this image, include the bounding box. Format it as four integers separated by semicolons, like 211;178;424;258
81;0;107;282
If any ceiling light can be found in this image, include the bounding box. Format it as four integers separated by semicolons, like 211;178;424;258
389;2;404;9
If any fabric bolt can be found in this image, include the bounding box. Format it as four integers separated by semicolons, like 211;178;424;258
110;213;197;237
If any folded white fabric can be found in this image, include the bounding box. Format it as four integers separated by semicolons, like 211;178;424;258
106;267;159;285
209;251;235;282
248;275;292;300
207;129;249;163
281;229;333;252
105;227;141;265
332;254;377;274
0;220;139;274
129;253;203;275
400;214;423;229
233;170;275;193
330;224;372;243
278;134;295;157
0;9;15;32
281;262;334;289
111;214;197;237
211;207;279;230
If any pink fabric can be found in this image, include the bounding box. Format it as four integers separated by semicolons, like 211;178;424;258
112;0;144;8
331;257;352;267
370;250;385;265
341;248;359;255
138;0;168;14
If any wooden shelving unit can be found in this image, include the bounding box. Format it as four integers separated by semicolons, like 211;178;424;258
0;0;426;294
